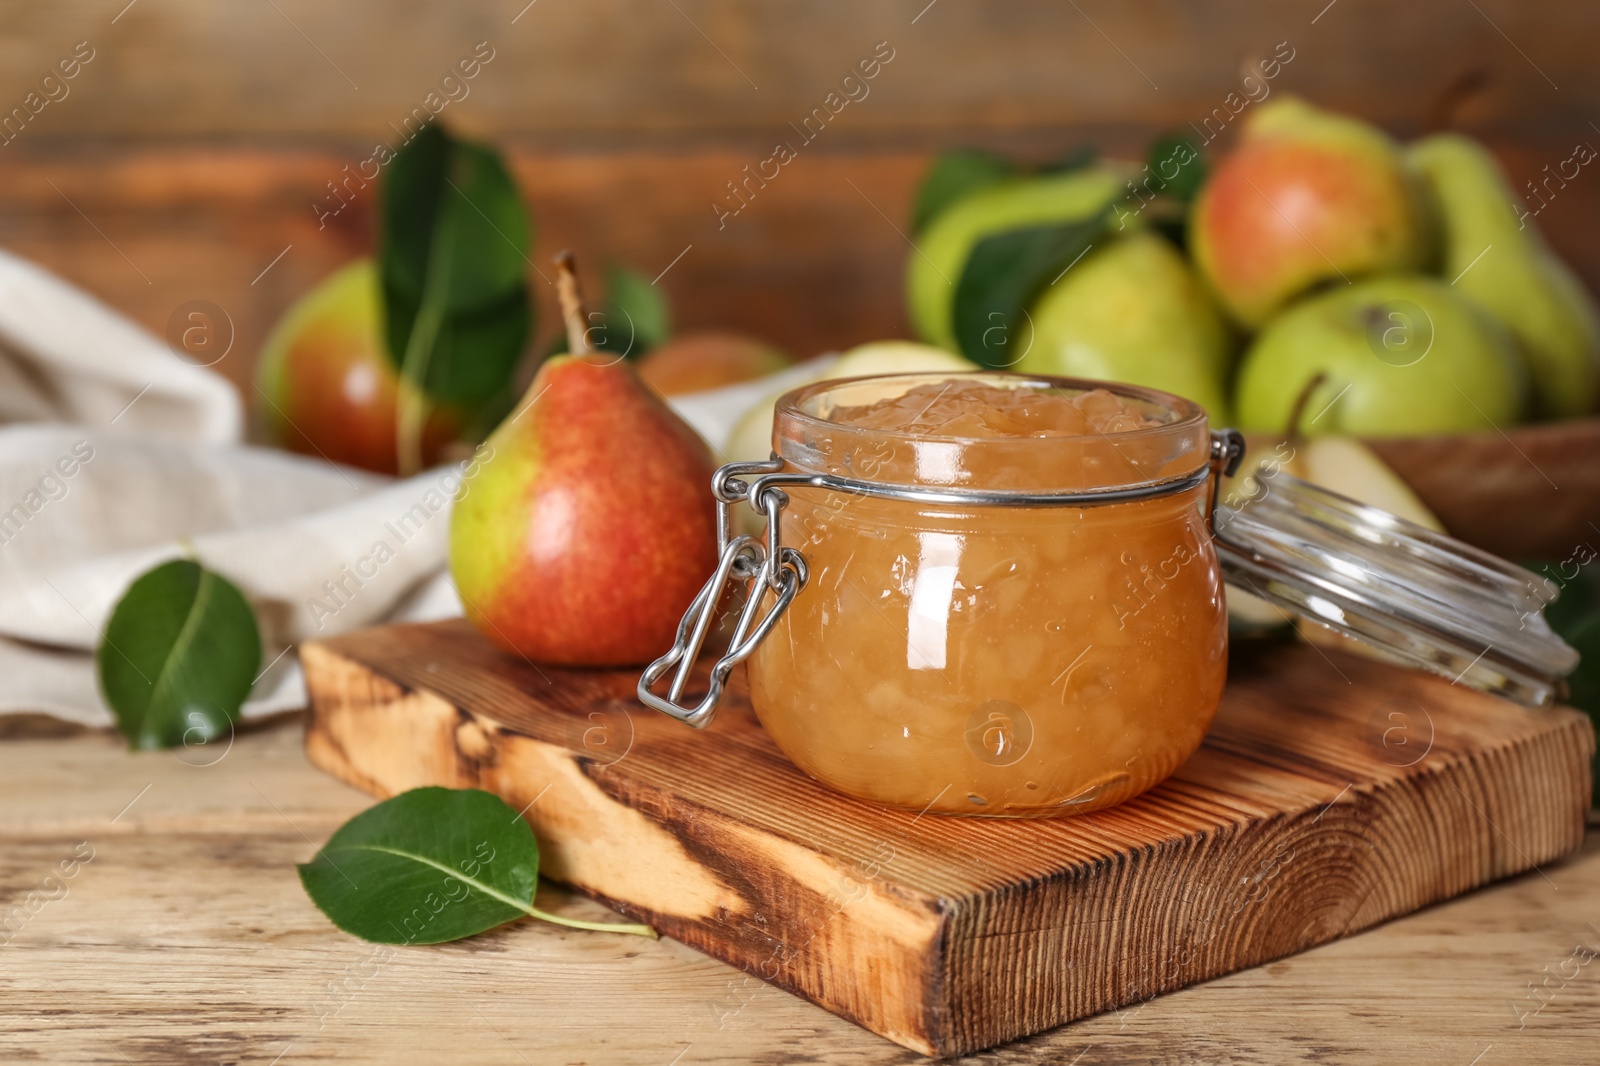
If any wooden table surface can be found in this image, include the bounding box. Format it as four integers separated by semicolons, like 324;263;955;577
3;716;1598;1066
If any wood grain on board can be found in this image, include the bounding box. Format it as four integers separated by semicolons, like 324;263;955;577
300;619;1593;1056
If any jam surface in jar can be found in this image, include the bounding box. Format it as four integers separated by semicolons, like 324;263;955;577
825;379;1160;438
747;373;1227;818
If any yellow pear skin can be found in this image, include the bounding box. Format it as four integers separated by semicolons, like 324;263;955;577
1409;133;1600;418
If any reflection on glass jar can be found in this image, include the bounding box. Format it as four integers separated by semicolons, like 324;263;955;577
745;373;1227;818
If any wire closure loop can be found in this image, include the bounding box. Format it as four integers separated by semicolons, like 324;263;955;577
637;432;1246;728
638;460;806;728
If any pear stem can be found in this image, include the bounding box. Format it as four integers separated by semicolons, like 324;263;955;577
1285;371;1329;442
554;251;591;357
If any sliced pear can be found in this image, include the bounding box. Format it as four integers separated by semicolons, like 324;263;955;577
1217;435;1302;633
827;340;979;379
1291;436;1443;655
1227;584;1296;634
1221;435;1442;639
1299;436;1443;531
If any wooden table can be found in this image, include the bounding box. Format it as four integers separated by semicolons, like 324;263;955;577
3;716;1598;1065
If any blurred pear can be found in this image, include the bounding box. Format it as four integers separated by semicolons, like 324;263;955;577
1190;96;1429;328
907;167;1130;351
1409;133;1600;418
1014;232;1233;423
1234;275;1524;436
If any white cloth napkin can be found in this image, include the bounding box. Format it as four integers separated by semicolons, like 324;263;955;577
0;250;240;441
0;249;810;728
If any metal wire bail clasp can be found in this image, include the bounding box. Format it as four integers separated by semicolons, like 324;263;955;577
637;460;810;728
1207;427;1245;533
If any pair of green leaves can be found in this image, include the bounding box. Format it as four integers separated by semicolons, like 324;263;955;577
912;137;1206;238
917;136;1207;368
97;559;260;750
95;562;656;942
380;124;533;412
299;787;656;944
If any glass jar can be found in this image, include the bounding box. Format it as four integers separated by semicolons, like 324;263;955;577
639;371;1578;819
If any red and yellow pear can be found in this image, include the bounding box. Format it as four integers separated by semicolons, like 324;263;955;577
256;260;462;475
1190;96;1429;328
448;253;718;666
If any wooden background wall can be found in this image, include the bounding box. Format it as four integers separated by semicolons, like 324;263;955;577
2;0;1597;398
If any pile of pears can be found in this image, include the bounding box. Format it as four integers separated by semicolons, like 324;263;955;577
908;96;1600;435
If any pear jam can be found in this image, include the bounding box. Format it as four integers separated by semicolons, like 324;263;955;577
746;373;1227;817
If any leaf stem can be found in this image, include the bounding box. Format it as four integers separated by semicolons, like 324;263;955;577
395;316;441;478
335;842;658;940
525;905;658;939
395;178;460;478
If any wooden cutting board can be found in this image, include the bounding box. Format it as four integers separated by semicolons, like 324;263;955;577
300;620;1593;1057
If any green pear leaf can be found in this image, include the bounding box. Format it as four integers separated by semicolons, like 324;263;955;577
542;264;673;359
299;787;656;944
952;208;1114;368
1145;132;1207;203
380;123;533;407
911;149;1018;234
384;284;532;406
600;264;671;356
1531;557;1600;632
96;559;261;750
1524;560;1599;801
382;126;528;315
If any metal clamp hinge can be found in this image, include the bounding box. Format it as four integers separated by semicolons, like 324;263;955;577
637;460;809;728
1207;428;1245;534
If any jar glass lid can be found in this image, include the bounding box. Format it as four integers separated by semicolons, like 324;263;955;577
1213;473;1580;708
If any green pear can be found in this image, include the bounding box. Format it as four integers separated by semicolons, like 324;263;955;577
1408;133;1600;418
907;166;1131;352
1013;232;1233;422
1234;275;1525;436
